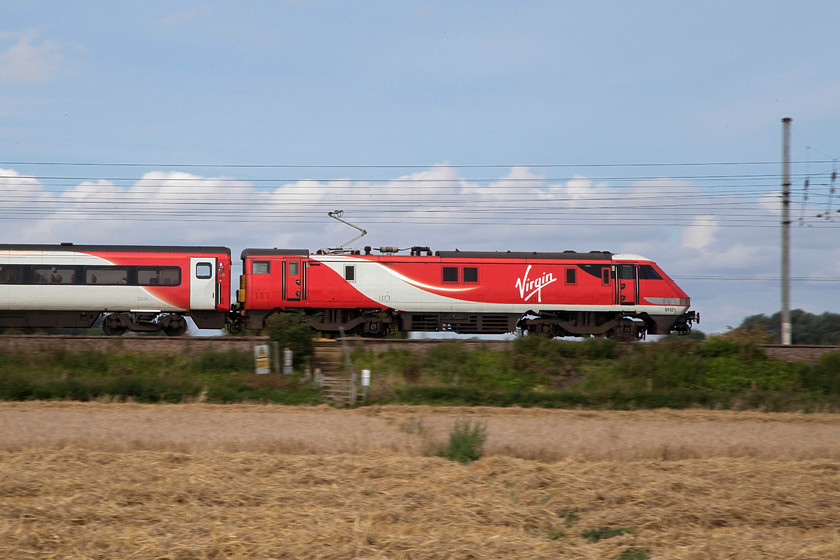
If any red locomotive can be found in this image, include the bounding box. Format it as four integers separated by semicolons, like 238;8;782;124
0;236;697;339
0;244;231;336
234;245;697;340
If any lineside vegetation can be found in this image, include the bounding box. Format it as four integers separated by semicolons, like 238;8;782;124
0;334;838;411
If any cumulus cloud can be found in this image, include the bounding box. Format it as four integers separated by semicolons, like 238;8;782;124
682;215;718;251
759;190;781;214
0;30;64;85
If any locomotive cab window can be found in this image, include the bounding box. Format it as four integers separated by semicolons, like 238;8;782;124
252;261;270;274
638;265;662;280
601;267;610;285
195;262;213;279
566;268;576;285
463;267;478;283
442;266;459;283
288;261;299;275
344;265;355;282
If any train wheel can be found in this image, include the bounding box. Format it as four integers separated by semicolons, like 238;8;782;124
102;314;127;336
163;315;188;337
359;320;388;338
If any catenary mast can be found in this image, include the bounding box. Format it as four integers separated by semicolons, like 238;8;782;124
781;117;792;345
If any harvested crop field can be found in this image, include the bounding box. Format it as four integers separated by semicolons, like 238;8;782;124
2;403;840;559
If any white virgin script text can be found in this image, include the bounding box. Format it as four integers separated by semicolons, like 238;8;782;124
515;265;557;303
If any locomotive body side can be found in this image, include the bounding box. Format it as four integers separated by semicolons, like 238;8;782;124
0;244;231;335
238;248;696;339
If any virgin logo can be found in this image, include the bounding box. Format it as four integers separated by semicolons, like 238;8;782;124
515;265;557;303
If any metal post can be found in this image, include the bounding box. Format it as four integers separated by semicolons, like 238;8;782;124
781;117;792;345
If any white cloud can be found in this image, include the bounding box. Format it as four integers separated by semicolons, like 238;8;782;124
563;175;601;201
758;190;782;214
0;31;64;85
682;215;718;251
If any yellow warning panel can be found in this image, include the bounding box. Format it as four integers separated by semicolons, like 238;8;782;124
253;344;270;374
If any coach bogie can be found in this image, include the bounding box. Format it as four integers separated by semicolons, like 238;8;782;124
102;313;129;336
161;314;189;337
100;311;190;336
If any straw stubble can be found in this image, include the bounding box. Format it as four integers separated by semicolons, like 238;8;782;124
1;402;839;558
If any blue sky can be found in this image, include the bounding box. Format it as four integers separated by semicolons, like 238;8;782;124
2;1;840;336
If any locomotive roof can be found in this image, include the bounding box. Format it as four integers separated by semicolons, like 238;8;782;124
240;248;616;260
434;250;613;260
241;248;311;258
0;243;230;254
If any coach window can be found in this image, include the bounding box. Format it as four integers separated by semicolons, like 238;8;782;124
0;265;22;284
86;268;128;285
138;267;181;286
252;261;270;274
442;266;458;283
32;266;74;284
345;265;355;282
463;267;478;283
566;268;576;285
196;262;213;280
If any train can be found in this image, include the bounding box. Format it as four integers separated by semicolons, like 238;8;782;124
0;241;698;340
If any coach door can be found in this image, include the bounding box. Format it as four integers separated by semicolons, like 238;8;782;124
617;264;638;306
284;259;305;301
190;258;218;310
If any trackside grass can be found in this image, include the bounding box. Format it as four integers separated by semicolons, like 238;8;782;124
0;336;838;410
0;348;320;405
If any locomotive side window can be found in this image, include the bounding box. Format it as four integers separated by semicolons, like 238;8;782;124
32;266;75;284
0;265;22;284
288;262;299;275
566;268;576;285
344;265;355;282
195;262;213;280
138;267;181;286
252;261;270;274
463;267;478;283
601;267;610;285
85;267;128;285
442;267;458;283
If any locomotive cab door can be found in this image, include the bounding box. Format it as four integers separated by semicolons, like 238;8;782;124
617;264;638;306
190;258;218;310
283;259;305;301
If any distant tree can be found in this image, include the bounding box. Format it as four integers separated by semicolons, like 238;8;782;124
737;310;840;344
718;323;774;344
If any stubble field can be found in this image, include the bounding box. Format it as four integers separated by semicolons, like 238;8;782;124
2;402;840;559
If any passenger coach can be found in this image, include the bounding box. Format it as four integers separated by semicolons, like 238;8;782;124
0;244;231;336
